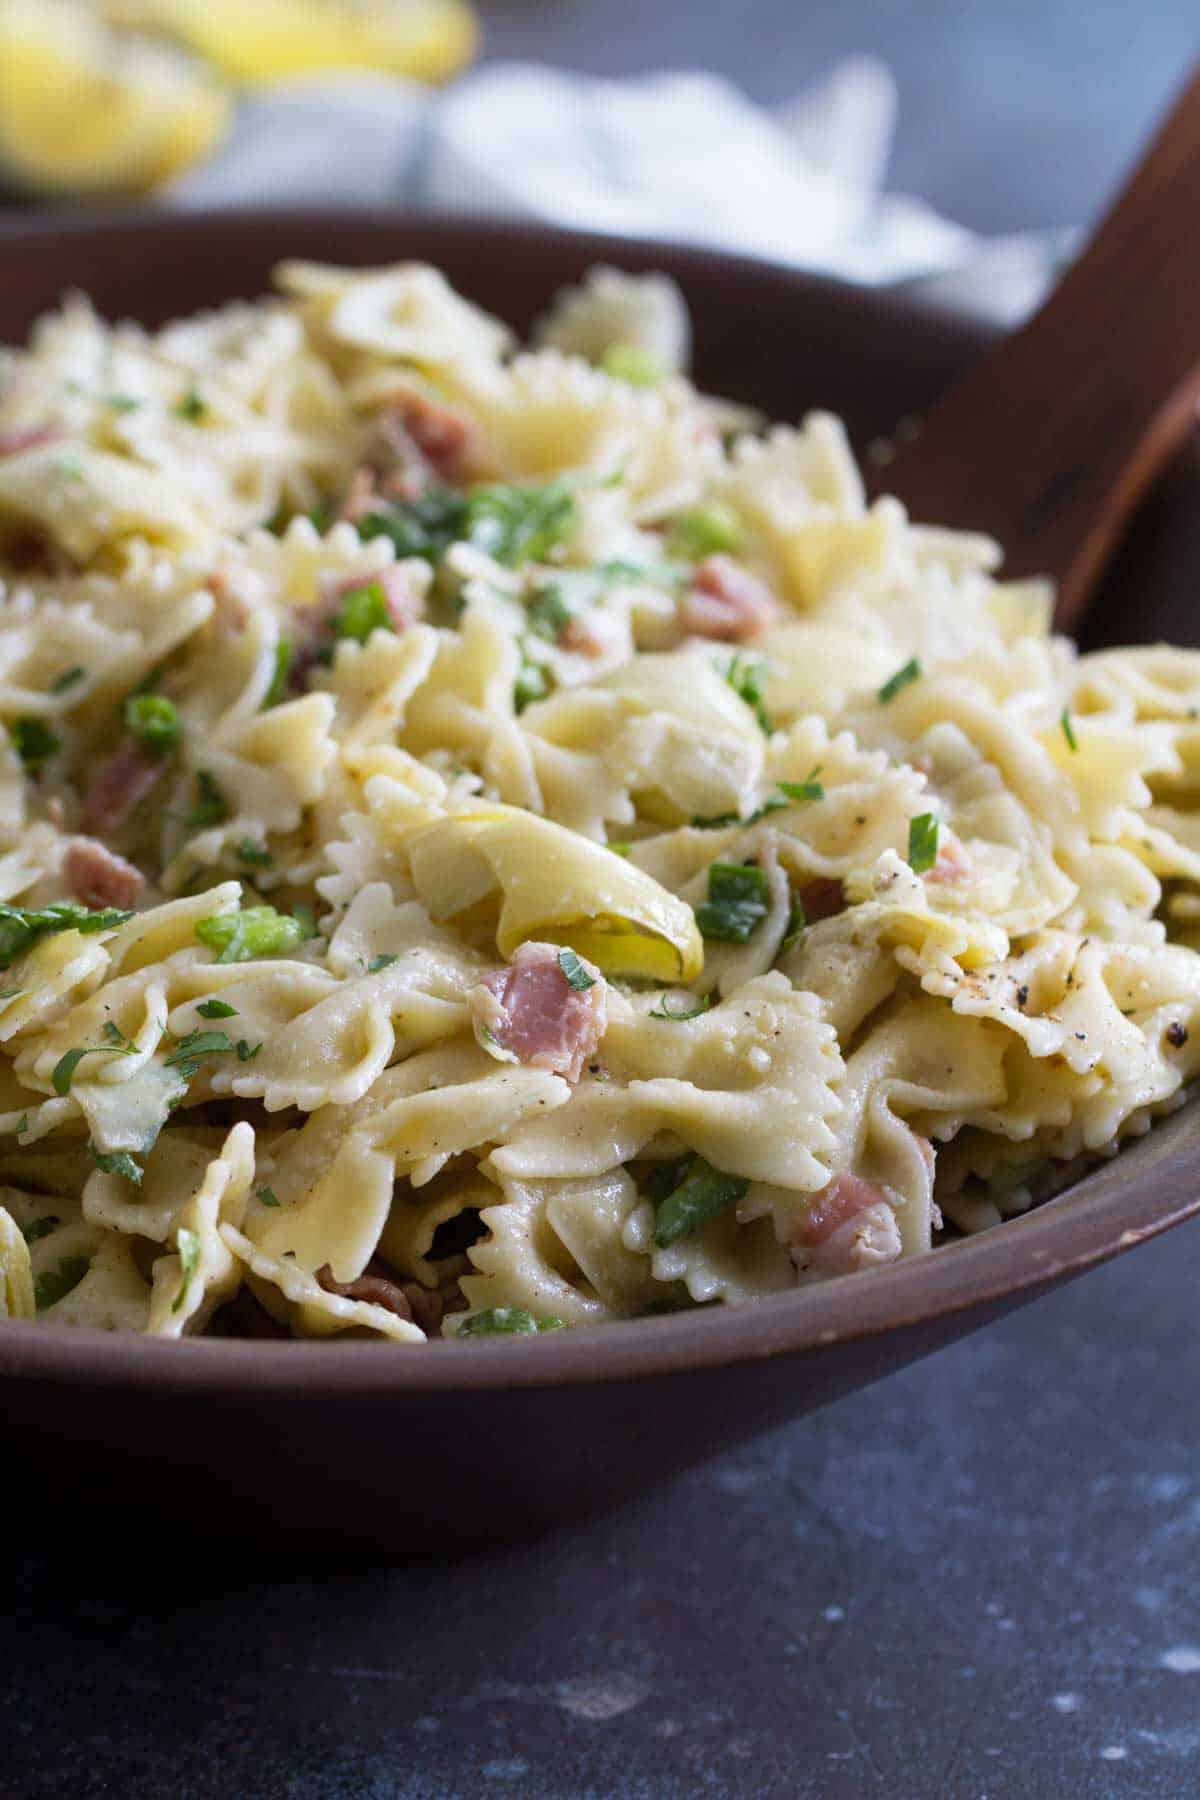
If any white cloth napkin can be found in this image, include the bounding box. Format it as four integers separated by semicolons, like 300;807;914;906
170;57;1059;316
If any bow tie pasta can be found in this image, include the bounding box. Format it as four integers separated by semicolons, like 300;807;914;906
0;258;1197;1345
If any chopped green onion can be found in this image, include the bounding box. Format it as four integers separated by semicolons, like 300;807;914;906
878;658;921;703
21;1215;59;1245
668;502;744;561
778;766;825;804
457;1307;565;1336
652;1155;748;1248
264;636;292;708
235;1039;261;1062
908;812;940;874
123;692;180;756
332;580;393;644
526;585;574;642
106;393;141;414
0;901;131;970
87;1146;143;1184
514;650;550;713
34;1254;90;1311
781;897;806;953
1061;709;1079;752
723;654;772;734
172;1227;201;1313
367;953;398;973
649;992;712;1021
51;666;86;694
196;999;237;1019
10;716;60;769
176;388;207;423
600;343;664;386
256;1186;280;1208
557;948;597;990
185;771;228;830
696;862;769;943
234;838;272;868
194;905;311;965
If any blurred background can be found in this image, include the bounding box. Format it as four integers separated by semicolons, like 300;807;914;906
2;0;1197;324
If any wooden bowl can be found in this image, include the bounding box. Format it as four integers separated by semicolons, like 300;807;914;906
1;212;1197;1556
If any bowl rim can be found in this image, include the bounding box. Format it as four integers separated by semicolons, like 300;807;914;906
0;206;1196;1399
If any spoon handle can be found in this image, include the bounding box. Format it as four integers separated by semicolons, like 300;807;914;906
873;66;1200;627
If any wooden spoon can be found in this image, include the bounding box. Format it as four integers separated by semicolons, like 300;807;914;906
871;65;1200;628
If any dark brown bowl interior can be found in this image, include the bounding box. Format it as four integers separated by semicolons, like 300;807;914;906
1;211;1197;1555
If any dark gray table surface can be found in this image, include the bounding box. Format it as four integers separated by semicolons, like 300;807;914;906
7;6;1200;1798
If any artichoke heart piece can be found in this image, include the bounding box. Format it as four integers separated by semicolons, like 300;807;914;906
405;806;704;983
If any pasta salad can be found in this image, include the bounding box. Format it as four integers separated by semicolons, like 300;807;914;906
0;259;1196;1342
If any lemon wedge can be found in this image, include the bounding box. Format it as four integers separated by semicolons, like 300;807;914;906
0;1;232;198
404;807;706;984
104;0;480;87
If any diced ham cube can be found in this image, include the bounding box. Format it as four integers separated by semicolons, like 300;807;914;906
0;425;62;457
799;878;845;923
680;554;777;642
63;837;145;911
927;834;974;885
792;1172;903;1276
80;739;167;837
316;1261;444;1336
387;392;480;484
470;940;608;1083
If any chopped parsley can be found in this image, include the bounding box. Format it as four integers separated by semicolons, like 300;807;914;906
696;862;769;943
52;1032;136;1095
256;1186;281;1208
34;1254;90;1311
907;812;940;874
723;654;772;733
176;387;207;424
600;343;664;387
88;1145;143;1184
185;771;228;830
878;657;922;704
51;666;86;694
10;716;60;769
367;953;398;973
196;998;237;1019
667;502;744;562
1060;709;1079;752
172;1227;201;1313
557;948;596;990
464;480;577;568
358;479;576;571
21;1215;59;1245
649;991;712;1021
123;692;180;755
164;1028;235;1078
194;904;314;964
0;900;131;969
695;769;826;829
457;1307;565;1336
264;636;292;708
651;1155;748;1248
